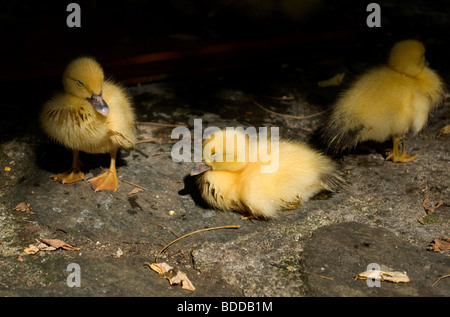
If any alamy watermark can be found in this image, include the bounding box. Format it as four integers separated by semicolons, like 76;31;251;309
66;3;381;29
170;119;280;173
365;263;381;288
66;263;81;287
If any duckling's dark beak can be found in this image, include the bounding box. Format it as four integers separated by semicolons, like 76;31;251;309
190;161;211;176
87;93;109;116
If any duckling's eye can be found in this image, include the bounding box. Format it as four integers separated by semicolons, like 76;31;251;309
76;80;85;88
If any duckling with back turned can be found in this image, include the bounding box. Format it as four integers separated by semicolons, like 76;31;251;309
322;39;445;162
40;57;136;191
191;129;343;219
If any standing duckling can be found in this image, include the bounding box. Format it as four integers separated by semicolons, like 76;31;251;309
190;129;343;219
40;57;136;191
322;39;444;162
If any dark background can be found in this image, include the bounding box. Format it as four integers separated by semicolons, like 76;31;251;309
0;0;449;136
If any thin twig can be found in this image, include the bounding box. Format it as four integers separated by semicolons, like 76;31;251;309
249;94;329;119
136;121;188;128
155;225;240;263
119;178;148;191
136;138;157;144
303;271;334;281
149;220;179;238
432;274;450;287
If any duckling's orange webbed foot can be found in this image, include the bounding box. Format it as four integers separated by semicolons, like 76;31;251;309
52;168;85;184
385;152;418;163
88;169;119;192
52;150;85;183
385;136;417;163
285;202;301;210
89;149;120;192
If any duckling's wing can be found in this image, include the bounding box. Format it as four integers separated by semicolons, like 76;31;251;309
109;130;135;149
103;81;136;149
419;67;445;107
40;94;109;151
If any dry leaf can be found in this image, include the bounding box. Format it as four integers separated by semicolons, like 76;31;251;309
169;270;196;291
428;237;450;252
127;187;144;196
24;244;40;255
147;262;195;291
422;198;443;214
355;270;410;283
149;262;172;274
40;238;80;251
14;202;35;215
36;242;57;251
436;125;450;138
14;202;28;212
317;73;345;87
24;238;78;255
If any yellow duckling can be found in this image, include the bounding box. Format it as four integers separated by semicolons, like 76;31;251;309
40;57;136;191
323;39;444;162
190;129;343;219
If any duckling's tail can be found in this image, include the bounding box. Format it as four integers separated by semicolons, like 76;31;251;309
320;164;346;193
320;113;363;155
322;171;346;192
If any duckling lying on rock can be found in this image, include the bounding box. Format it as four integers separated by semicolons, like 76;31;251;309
40;57;136;191
322;39;444;162
191;129;343;219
